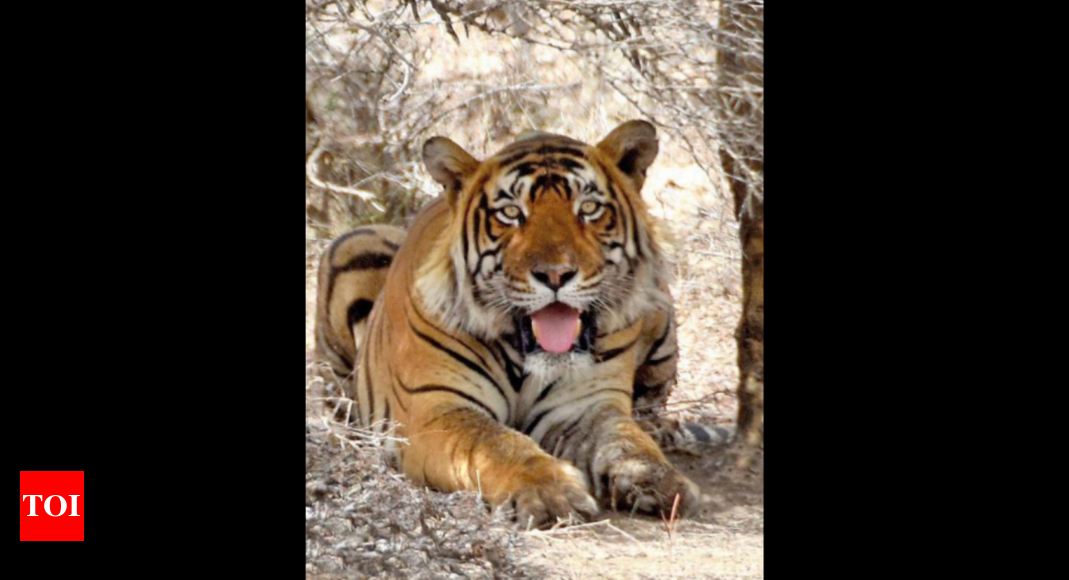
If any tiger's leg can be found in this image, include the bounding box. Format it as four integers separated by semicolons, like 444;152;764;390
633;312;734;454
402;403;600;528
632;308;679;421
549;393;702;516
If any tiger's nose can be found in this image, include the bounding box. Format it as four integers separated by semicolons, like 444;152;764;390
531;265;577;291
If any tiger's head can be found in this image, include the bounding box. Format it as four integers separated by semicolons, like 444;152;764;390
417;121;672;373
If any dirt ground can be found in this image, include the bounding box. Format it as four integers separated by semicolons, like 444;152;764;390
305;156;764;578
519;447;764;580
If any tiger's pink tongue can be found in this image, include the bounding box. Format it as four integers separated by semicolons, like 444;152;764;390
530;303;581;353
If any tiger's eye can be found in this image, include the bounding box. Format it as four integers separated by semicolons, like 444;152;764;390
580;200;599;215
502;206;521;219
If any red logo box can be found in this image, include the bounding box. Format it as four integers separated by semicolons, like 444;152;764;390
20;471;84;541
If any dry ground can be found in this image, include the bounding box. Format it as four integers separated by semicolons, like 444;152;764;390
305;159;763;578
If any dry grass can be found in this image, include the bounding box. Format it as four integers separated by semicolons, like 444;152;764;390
306;360;541;579
305;0;762;238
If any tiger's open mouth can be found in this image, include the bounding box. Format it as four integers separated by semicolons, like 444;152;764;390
516;302;596;356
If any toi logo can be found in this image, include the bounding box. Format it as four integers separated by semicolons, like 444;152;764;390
22;495;81;516
20;471;84;541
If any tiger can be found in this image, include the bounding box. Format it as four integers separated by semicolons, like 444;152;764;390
315;120;708;527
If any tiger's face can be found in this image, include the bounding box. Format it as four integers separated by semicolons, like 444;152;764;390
481;151;627;358
421;121;666;367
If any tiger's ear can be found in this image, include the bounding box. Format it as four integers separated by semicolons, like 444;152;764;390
423;137;480;207
596;120;659;192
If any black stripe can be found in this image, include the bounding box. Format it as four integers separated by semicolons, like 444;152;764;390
498;152;537;170
603;205;618;231
508;161;540;179
607;182;630;258
645;352;675;366
604;177;621;203
461;175;490;282
349;367;363;424
496;145;587;170
595;338;638;363
685;422;713;443
377;303;388;361
476;248;501;271
559;409;591;442
337;355;353;375
477;196;493;246
523;409;552;436
545;404;596;449
474;334;505;367
425;303;496;371
409;295;495;371
530;173;556;199
557;176;571;200
528;174;544;202
337;252;394;272
347;299;374;330
328;228;378;262
408;322;510;423
571;406;603;486
509;173;525;200
525;387;631;437
391;374;409;413
537;145;587;157
362;356;374;425
462;205;470;270
557;157;584;172
495;342;527;392
642;319;673;366
382;240;400;251
534;380;560;405
330;341;354;372
478;194;509;248
396;378;501;423
326;252;394;309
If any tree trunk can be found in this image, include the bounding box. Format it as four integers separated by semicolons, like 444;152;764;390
717;1;764;464
729;156;763;457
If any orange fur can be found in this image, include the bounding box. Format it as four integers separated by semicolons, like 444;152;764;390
316;122;700;526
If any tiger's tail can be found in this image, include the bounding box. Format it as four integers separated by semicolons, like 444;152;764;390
637;417;735;456
314;225;407;387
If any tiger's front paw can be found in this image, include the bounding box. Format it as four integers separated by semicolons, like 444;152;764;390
600;457;701;516
509;459;599;529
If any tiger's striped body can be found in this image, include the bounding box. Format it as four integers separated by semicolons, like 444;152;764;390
316;121;701;525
